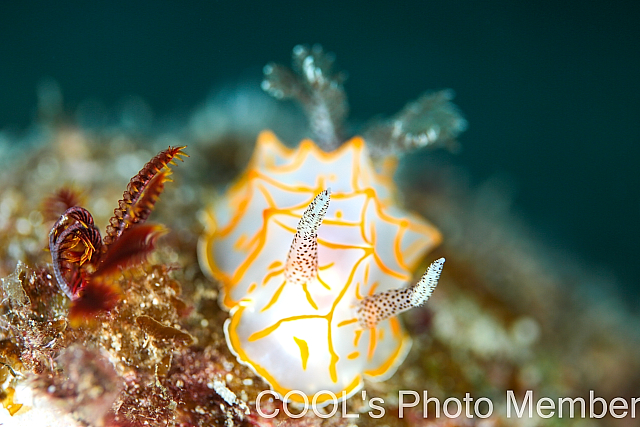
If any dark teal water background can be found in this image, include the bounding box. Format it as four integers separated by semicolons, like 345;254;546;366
1;1;638;306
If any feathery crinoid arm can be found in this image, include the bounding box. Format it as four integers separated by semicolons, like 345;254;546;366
103;146;187;248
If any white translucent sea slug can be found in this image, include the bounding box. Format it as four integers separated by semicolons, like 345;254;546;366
199;130;444;405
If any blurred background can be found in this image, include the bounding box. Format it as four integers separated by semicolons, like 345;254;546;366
0;0;638;308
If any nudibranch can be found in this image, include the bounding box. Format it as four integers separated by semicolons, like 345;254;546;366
199;130;444;405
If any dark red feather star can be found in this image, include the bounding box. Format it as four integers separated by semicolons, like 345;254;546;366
47;146;187;325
